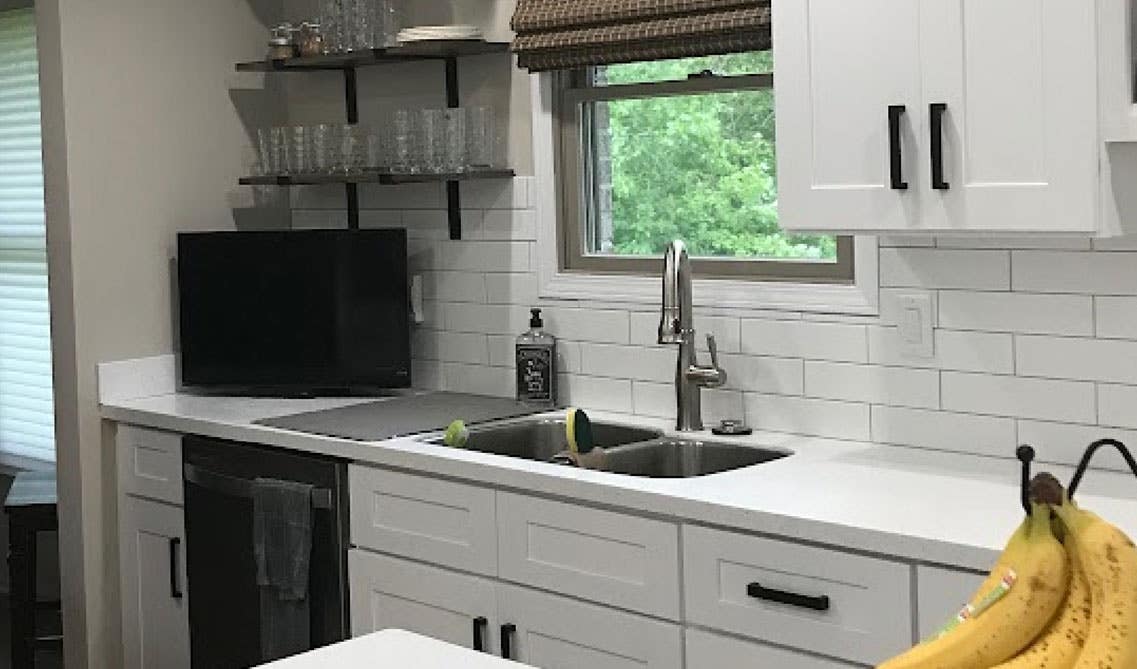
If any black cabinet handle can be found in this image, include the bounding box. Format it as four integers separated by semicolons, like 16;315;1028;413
930;103;950;190
169;537;183;600
500;623;516;660
747;582;829;612
888;105;908;190
472;616;488;652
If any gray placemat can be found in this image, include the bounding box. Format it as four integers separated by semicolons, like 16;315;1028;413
255;392;540;442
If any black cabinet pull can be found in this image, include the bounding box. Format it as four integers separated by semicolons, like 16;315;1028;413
747;582;829;612
169;537;183;600
930;103;950;190
472;616;488;652
500;623;516;660
888;105;908;190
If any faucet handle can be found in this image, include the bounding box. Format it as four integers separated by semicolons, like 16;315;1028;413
706;334;721;369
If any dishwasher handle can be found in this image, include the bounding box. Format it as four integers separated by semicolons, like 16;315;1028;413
183;463;335;510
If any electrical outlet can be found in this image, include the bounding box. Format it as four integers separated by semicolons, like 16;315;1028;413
897;291;935;359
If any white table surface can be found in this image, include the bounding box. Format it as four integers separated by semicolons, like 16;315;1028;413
256;630;531;668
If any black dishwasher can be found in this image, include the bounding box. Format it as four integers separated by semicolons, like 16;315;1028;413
182;436;349;667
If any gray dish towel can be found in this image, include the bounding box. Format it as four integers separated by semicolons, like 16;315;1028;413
252;478;314;661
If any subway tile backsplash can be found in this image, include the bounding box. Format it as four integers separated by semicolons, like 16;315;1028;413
293;177;1137;472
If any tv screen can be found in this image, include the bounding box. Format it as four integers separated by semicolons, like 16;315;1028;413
177;229;410;394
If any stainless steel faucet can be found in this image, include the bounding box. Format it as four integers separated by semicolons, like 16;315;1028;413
658;240;727;431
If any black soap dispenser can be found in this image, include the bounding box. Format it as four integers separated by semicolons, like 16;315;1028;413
516;308;556;406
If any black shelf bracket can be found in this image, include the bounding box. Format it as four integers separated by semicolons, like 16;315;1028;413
344;68;360;230
445;56;462;240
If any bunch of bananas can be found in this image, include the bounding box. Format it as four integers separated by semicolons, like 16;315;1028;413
879;483;1136;669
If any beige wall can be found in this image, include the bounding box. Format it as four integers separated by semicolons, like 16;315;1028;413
36;0;280;665
36;1;525;665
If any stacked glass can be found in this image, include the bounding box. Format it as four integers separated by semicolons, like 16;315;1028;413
319;0;403;53
254;108;497;177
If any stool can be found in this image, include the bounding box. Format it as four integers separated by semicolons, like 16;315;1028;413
4;469;60;668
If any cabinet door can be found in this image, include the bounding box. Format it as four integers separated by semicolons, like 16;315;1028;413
916;565;986;641
775;0;924;232
497;584;682;669
685;629;859;668
119;496;190;669
921;0;1098;233
349;550;499;654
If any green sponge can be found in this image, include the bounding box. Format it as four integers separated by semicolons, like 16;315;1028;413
565;408;595;454
443;420;469;448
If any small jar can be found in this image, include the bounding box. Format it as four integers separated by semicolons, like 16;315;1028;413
267;23;297;60
297;21;323;58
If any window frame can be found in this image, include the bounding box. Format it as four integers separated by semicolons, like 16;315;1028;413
553;65;855;284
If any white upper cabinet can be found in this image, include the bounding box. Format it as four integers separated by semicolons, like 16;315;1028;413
776;0;1130;235
776;0;925;233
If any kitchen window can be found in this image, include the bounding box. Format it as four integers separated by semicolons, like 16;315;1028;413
554;52;854;283
0;7;54;462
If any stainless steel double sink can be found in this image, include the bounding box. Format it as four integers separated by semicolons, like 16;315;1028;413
427;416;790;478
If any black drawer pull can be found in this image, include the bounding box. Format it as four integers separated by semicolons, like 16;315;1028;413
930;102;950;190
747;582;830;612
472;616;488;652
169;537;183;600
888;105;908;190
500;623;516;659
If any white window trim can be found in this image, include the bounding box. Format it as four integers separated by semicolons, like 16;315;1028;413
529;72;880;316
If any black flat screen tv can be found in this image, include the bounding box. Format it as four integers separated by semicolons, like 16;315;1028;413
177;229;410;395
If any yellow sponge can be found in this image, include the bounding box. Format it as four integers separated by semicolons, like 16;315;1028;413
565;408;595;454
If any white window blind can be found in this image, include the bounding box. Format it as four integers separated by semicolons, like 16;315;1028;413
0;8;53;462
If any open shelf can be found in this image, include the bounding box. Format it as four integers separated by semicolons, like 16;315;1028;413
235;40;511;72
239;169;515;186
236;39;512;239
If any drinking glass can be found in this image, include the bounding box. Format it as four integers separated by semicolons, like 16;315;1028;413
257;128;276;175
377;0;404;48
320;0;344;53
389;109;420;174
270;126;290;174
420;109;447;174
309;123;338;174
465;106;497;170
444;108;467;173
288;125;309;174
365;125;386;171
338;124;364;174
348;0;378;51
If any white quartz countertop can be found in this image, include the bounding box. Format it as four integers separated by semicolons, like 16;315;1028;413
101;391;1137;572
256;630;531;668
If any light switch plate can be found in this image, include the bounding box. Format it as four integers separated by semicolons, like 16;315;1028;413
897;291;935;359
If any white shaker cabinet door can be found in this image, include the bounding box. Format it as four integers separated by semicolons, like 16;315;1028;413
119;497;190;669
916;564;987;641
349;550;500;654
775;0;924;232
496;584;683;669
921;0;1098;233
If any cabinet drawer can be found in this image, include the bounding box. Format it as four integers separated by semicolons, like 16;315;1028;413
500;584;682;669
685;628;859;668
497;492;680;620
683;525;911;665
916;565;986;641
349;466;497;576
348;550;498;652
116;425;184;505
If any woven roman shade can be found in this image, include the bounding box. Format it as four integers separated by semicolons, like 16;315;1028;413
511;0;771;72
